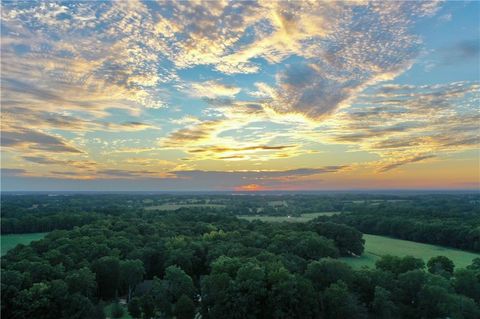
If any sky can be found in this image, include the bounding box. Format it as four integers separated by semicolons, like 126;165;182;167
1;0;479;191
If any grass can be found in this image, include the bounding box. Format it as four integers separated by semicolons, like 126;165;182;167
238;212;340;223
145;203;226;211
1;232;48;256
104;303;132;319
340;234;480;269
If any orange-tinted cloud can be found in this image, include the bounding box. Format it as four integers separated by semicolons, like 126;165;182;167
234;184;266;191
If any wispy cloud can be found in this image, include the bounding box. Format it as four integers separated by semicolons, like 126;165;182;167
189;80;241;98
325;81;479;171
1;168;27;176
378;154;436;172
2;127;83;153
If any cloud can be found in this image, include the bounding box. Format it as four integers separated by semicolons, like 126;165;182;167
1;168;27;176
234;184;266;191
4;0;467;187
22;156;64;165
162;120;223;147
20;155;98;171
325;81;479;171
2;107;155;133
186;144;298;161
2;0;439;122
188;144;293;153
1;127;83;153
438;13;452;22
378;154;436;172
189;80;241;98
97;169;162;178
50;171;86;177
263;1;438;121
443;40;480;62
164;166;348;190
173;167;346;180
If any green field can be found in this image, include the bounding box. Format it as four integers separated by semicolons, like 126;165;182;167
145;203;226;211
238;212;340;223
1;232;48;256
341;234;480;269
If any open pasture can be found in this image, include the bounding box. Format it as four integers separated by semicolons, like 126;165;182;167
1;232;47;256
340;234;480;269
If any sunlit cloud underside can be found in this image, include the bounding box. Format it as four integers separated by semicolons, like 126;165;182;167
1;1;479;191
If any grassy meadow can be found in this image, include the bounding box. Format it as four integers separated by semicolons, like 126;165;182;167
341;234;480;269
1;232;47;256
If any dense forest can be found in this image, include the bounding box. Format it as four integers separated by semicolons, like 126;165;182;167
1;193;480;318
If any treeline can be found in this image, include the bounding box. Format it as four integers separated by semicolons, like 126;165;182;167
1;194;142;234
322;196;480;252
2;210;479;319
1;212;99;234
4;193;478;234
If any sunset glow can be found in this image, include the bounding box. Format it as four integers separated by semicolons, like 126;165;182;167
1;1;479;191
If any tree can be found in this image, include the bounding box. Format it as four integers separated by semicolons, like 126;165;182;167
120;259;145;301
228;262;268;318
65;267;96;298
1;270;24;318
200;272;232;318
427;256;454;276
323;280;367;319
111;302;124;318
90;303;106;319
371;286;397;319
128;297;142;319
141;295;155;319
310;222;364;256
92;256;121;300
151;265;195;316
305;258;353;291
268;231;339;260
174;294;196;319
62;293;95;319
163;265;195;300
453;269;480;303
376;255;424;275
267;270;319;318
397;270;426;308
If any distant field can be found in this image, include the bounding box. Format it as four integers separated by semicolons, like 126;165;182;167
1;232;47;256
341;234;480;269
238;212;340;223
145;203;226;211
